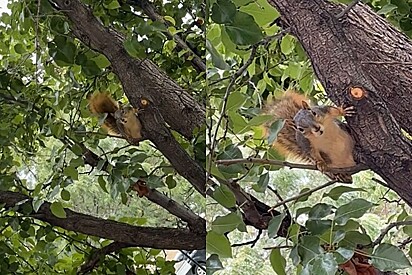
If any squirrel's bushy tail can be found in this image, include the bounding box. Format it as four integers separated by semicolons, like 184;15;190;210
89;93;120;135
262;91;312;162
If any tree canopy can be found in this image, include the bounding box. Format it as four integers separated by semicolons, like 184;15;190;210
0;0;205;273
2;0;412;274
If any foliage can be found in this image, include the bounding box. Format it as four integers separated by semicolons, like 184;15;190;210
0;0;204;273
206;0;412;274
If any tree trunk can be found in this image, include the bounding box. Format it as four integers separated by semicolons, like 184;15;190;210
268;0;412;205
50;0;206;194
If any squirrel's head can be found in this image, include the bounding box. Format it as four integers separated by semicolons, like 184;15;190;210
293;101;326;138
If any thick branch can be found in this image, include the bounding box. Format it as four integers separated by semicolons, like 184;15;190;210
49;0;206;194
268;0;412;206
1;93;206;227
0;191;205;250
77;140;206;227
50;0;205;140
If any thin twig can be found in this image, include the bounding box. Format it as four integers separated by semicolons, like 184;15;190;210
232;230;262;248
216;157;368;174
336;0;360;18
399;237;412;249
80;242;132;274
268;180;338;212
263;245;293;250
208;46;258;177
364;221;412;248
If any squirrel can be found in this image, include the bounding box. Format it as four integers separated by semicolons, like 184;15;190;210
89;93;143;145
263;90;356;183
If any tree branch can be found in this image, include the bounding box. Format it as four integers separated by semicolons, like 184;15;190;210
49;0;206;195
268;180;338;212
216;158;368;174
80;242;132;274
49;0;205;139
127;0;205;73
0;191;205;250
267;0;412;207
73;140;206;230
364;221;412;249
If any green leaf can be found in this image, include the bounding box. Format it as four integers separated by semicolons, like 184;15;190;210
331;230;346;244
14;43;25;54
212;184;236;208
322;186;365;200
295;188;311;203
50;202;66;218
60;190;71;201
253;172;269;192
334;199;374;225
206;39;230;70
248;115;273;126
308;203;333;219
206;254;224;274
268;212;286;238
206;231;232;258
32;197;44;212
267;120;285;144
71;144;83;156
224;12;263;46
63;166;78;180
377;4;397;15
339;231;372;249
50;123;65;138
212;212;243;234
165;176;177;189
52;37;76;66
226;91;246;111
163;40;177;54
371;243;411;271
104;0;120;9
211;0;237;24
306;220;332;236
163;15;175;25
333;247;354;264
270;248;286;275
98;175;108;193
280;34;295;55
298;236;323;265
124;37;145;59
92;54;111;68
311;253;338;275
81;60;101;76
239;0;280;26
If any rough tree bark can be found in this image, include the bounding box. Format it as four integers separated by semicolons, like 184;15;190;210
0;191;204;250
268;0;412;206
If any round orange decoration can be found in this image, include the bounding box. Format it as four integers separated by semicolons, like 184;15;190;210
350;87;366;100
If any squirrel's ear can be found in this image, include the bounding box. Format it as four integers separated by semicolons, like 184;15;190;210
301;101;310;110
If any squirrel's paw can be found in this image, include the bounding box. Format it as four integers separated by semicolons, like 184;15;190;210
315;160;329;173
341;106;356;117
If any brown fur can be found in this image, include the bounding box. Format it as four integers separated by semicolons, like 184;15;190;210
89;93;142;144
263;91;355;182
263;91;312;162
